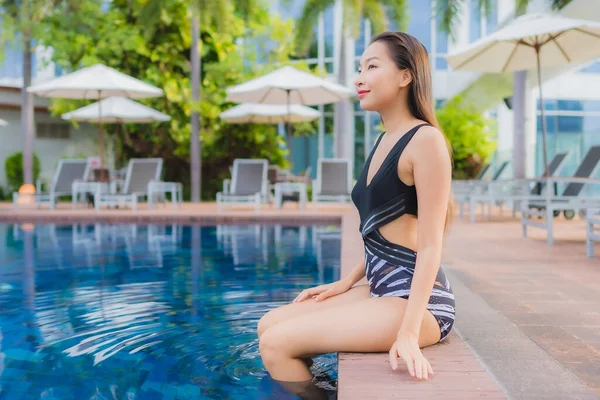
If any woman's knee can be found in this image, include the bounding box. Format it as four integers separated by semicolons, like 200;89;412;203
258;325;290;367
257;309;277;338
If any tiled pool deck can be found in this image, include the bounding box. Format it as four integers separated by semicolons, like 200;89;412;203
2;201;599;399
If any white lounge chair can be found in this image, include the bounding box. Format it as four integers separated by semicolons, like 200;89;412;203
217;159;269;212
95;158;163;211
312;158;353;207
520;146;600;245
586;208;600;257
12;159;89;210
468;153;569;223
452;160;510;219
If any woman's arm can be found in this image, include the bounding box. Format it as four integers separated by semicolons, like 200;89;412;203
342;258;366;286
398;126;452;338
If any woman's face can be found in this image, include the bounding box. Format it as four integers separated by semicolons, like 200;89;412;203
354;41;410;112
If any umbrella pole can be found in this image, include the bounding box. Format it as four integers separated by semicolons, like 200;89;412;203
286;89;292;165
98;92;106;181
536;45;550;178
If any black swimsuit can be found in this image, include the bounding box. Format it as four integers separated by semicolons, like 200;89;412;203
351;123;456;342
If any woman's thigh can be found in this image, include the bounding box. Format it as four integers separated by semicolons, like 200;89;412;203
259;296;440;357
257;284;371;337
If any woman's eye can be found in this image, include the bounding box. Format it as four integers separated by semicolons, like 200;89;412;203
368;65;376;69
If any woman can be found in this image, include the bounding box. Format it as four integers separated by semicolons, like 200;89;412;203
257;31;456;398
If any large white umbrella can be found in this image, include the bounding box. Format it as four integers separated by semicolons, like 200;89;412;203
226;66;354;159
0;118;7;126
447;13;600;177
28;64;164;174
226;66;354;105
220;103;320;124
62;96;171;123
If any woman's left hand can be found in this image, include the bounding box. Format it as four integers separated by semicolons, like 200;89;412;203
389;332;433;380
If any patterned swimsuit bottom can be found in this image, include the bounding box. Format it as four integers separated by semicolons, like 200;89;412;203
364;232;456;342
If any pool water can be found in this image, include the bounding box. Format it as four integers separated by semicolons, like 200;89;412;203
0;223;341;399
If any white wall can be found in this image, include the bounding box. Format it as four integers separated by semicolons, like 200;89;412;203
0;106;111;190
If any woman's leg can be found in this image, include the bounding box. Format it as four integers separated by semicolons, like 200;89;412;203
257;284;371;371
259;296;440;382
256;284;370;338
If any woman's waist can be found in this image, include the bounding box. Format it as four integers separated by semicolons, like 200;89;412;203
363;224;417;252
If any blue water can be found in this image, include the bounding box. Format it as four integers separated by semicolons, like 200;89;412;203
0;223;341;399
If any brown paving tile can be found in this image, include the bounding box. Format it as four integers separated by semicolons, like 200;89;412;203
589;342;600;353
538;312;600;327
501;311;553;326
443;212;600;394
562;362;600;392
518;324;579;342
563;327;600;343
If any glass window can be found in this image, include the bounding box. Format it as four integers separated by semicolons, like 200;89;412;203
436;12;448;53
579;60;600;74
0;41;23;79
537;99;557;111
583;100;600;112
436;57;448;70
469;0;481;43
355;19;367;57
537;115;557;134
407;0;432;51
324;6;335;58
557;116;583;133
486;0;498;34
584;116;600;132
557;100;583;112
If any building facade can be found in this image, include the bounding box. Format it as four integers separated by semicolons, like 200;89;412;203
272;0;600;181
0;43;98;190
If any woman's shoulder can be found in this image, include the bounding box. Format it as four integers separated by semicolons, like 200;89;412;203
413;123;444;146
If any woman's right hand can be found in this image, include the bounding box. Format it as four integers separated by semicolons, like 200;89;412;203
292;278;353;303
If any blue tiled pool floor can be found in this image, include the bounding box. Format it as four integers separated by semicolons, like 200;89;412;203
0;223;341;399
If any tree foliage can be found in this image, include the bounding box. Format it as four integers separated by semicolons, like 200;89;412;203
436;97;496;179
38;0;318;200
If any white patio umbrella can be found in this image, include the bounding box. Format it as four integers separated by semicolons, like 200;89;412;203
62;96;171;123
446;13;600;177
220;103;320;124
62;97;170;172
28;64;164;175
226;66;354;159
0;118;7;126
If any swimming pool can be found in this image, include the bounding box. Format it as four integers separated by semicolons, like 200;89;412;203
0;223;341;399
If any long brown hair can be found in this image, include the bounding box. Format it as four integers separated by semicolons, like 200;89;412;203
370;31;454;234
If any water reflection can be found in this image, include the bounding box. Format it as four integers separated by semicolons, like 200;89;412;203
0;223;340;399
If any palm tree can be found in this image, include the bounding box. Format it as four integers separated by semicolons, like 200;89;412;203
0;0;87;187
436;0;572;39
436;0;573;178
293;0;409;159
138;0;259;202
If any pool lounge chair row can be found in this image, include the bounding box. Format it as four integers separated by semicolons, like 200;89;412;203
216;158;353;212
13;158;180;210
451;146;600;254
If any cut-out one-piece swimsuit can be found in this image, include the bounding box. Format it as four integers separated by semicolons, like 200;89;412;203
350;123;456;342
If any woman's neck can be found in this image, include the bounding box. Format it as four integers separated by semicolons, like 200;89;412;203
379;97;421;136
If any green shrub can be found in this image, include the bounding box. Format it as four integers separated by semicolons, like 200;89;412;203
436;97;497;179
5;152;41;191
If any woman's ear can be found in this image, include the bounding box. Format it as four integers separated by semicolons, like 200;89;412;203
399;69;413;88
